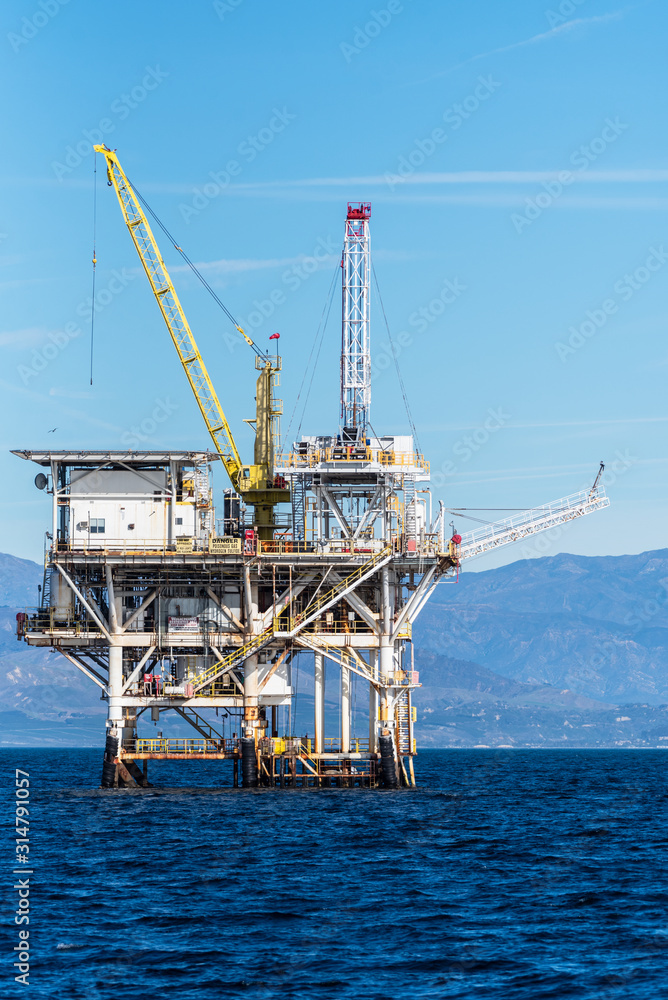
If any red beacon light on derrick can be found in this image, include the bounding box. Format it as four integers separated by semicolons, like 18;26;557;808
347;202;371;220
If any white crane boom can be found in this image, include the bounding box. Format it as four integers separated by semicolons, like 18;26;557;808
455;486;610;562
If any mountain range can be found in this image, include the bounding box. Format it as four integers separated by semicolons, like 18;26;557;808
414;550;668;703
1;549;667;747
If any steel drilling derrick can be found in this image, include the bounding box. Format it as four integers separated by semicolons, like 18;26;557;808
340;202;372;444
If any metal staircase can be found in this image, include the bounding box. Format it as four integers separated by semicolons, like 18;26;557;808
41;558;51;610
395;691;412;754
291;474;311;540
194;467;209;504
403;476;416;540
174;706;225;743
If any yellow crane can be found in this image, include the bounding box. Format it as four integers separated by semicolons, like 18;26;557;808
94;145;289;539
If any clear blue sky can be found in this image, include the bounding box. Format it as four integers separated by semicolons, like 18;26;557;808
1;0;666;565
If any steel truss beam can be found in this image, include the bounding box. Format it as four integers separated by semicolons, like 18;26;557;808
55;564;111;640
318;485;352;539
260;572;316;630
120;589;158;633
296;634;379;688
392;564;438;641
329;572;379;632
57;649;108;690
121;646;157;694
353;484;384;539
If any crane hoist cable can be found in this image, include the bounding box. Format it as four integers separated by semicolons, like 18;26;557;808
444;512;495;526
125;179;266;360
444;507;540;526
281;262;339;452
371;260;422;455
295;266;338;441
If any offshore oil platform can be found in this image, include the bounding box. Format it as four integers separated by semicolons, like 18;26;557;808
14;147;610;788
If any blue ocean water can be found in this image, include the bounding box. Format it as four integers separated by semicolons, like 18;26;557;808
1;748;667;999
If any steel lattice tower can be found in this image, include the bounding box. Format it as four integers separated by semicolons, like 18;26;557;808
340;202;371;443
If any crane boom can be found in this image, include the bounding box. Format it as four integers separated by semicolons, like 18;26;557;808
455;485;610;562
94;145;244;488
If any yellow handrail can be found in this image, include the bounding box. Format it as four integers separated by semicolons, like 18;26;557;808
276;447;429;473
288;546;390;631
189;627;274;691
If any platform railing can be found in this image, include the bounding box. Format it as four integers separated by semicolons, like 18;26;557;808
122;735;374;758
125;737;238;755
322;737;370;753
277;447;429;473
19;607;97;635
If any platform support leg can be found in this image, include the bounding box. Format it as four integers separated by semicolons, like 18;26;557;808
341;655;350;755
369;651;378;753
314;651;325;754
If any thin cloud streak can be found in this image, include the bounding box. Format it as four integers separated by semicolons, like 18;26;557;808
451;471;604;487
168;248;411;277
224;169;668;188
170;254;337;277
418;10;627;82
209;190;668;211
0;327;50;349
153;188;668;213
5;168;668;195
447;457;666;487
0;378;121;434
448;462;598;477
426;416;668;432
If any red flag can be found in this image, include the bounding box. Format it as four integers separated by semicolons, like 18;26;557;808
269;332;280;340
